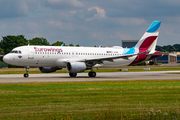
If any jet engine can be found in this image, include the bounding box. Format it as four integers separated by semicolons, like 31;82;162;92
66;62;86;73
39;67;62;73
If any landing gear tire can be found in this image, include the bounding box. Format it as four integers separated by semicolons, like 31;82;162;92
24;73;29;78
88;72;96;77
24;66;29;78
69;73;77;77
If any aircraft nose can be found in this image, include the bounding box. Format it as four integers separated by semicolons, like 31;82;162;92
3;55;10;64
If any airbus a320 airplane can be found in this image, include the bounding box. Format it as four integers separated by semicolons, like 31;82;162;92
3;21;163;78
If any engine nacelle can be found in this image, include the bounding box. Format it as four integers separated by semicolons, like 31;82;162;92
39;67;61;73
66;62;86;73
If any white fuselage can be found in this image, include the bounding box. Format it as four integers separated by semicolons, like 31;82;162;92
3;46;136;68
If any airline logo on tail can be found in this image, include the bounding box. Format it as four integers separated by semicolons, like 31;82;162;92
137;21;161;53
123;21;161;55
128;21;162;65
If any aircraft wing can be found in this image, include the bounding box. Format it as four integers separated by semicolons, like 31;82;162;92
78;50;149;62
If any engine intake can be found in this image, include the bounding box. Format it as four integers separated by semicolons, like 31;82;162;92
39;67;61;73
66;62;86;73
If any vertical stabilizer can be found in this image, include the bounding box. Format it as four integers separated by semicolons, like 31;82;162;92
135;21;161;53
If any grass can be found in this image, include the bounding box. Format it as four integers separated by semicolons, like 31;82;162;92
0;65;180;74
0;80;180;119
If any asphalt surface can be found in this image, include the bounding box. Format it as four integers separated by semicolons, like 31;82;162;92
0;71;180;83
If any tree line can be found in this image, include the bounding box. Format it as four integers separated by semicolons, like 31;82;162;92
156;44;180;52
0;35;79;54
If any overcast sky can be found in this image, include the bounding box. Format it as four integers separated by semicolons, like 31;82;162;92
0;0;179;46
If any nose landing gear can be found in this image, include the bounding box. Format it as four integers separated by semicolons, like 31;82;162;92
24;66;29;78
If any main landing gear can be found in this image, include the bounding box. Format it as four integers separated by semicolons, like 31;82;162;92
88;67;96;77
69;73;77;77
69;67;96;77
24;66;29;78
88;71;96;77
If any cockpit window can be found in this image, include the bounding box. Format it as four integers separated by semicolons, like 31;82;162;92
10;50;22;54
10;50;17;53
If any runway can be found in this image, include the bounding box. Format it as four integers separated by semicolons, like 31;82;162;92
0;71;180;83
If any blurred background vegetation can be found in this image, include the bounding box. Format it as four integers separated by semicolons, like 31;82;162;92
0;35;79;54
